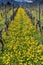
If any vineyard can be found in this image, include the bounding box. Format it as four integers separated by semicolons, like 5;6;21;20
0;1;43;65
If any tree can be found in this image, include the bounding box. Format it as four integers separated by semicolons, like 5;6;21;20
10;0;14;20
36;0;43;20
0;29;4;51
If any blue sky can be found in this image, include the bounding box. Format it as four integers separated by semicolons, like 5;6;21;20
0;0;34;4
0;0;43;4
15;0;33;2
